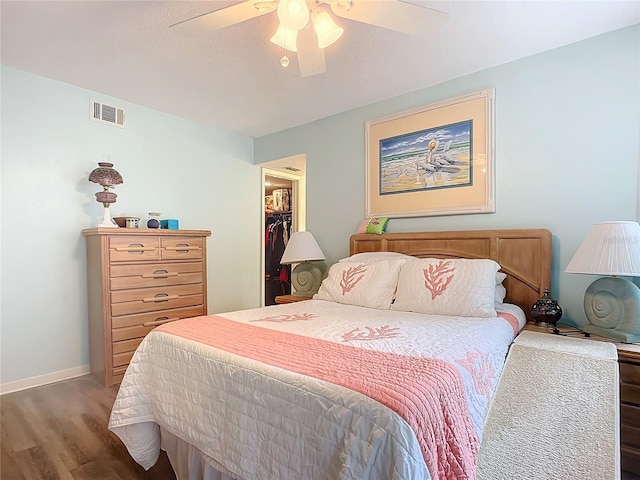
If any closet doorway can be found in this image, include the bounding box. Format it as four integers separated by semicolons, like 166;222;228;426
261;160;306;306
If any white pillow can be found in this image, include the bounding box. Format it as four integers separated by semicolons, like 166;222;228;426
391;258;500;317
314;258;405;310
495;271;507;304
340;253;508;305
339;251;413;264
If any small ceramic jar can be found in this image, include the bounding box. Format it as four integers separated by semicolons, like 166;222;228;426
531;288;563;325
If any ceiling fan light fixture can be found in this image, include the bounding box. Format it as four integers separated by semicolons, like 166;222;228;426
312;10;343;48
270;23;298;52
277;0;309;31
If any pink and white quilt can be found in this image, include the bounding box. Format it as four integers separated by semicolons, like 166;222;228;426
109;299;524;480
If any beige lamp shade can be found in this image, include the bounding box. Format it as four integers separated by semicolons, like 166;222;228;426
565;221;640;276
281;231;326;264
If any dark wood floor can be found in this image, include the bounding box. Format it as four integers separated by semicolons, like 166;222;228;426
2;374;640;479
1;375;176;480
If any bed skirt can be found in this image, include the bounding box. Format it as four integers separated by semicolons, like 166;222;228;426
161;427;242;480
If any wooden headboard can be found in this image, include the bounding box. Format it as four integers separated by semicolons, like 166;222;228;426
350;229;552;323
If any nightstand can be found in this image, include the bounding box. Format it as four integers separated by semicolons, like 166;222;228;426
275;294;312;304
523;323;640;475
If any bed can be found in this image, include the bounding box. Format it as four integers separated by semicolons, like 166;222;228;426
109;228;552;480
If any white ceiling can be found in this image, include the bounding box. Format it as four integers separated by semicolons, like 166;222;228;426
1;1;638;138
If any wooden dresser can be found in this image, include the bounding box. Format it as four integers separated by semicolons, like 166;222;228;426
523;323;640;475
83;228;211;386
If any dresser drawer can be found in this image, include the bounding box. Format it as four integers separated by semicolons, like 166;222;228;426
112;337;143;355
109;236;161;262
111;305;205;342
622;396;640;455
622;403;640;428
622;446;640;476
621;361;640;405
113;349;136;368
161;237;204;261
111;307;207;365
622;424;640;450
111;368;127;383
111;284;203;316
110;262;203;290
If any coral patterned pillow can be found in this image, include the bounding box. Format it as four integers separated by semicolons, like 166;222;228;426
314;258;405;310
391;258;500;317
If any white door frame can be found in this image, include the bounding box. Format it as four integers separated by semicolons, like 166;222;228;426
261;166;306;306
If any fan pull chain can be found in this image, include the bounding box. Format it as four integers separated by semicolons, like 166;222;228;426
280;27;290;67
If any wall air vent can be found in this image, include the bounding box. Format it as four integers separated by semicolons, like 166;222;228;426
284;166;301;172
90;99;125;127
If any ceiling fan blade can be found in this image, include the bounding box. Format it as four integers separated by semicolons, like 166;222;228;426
297;28;326;77
330;0;447;35
170;1;273;37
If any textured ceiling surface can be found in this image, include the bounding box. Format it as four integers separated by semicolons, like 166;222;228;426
1;1;638;138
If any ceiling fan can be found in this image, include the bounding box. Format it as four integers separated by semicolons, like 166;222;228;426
170;0;447;78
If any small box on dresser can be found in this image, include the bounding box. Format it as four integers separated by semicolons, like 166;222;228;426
83;228;211;386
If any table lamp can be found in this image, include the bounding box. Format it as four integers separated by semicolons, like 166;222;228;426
89;162;123;228
565;221;640;343
280;231;326;297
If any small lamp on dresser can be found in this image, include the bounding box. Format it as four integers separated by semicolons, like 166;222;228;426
88;161;123;228
565;221;640;343
280;231;326;297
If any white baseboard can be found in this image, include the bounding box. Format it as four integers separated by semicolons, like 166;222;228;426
1;364;91;395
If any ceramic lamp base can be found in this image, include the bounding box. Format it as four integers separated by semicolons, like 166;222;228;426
583;276;640;343
581;324;640;343
291;261;323;297
97;205;119;228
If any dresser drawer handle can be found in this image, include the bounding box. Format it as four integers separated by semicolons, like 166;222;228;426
142;294;179;303
142;271;179;279
165;246;201;251
115;245;157;252
143;317;178;327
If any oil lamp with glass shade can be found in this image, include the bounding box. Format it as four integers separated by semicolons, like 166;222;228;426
89;162;123;228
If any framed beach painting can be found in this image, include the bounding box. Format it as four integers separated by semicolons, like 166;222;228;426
365;89;495;218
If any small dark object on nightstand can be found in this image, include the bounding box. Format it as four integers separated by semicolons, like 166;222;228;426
531;287;563;330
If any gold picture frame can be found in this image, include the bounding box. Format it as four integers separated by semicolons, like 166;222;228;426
365;89;495;218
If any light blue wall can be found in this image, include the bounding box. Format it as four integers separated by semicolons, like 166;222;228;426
255;26;640;327
2;26;638;386
1;67;262;384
